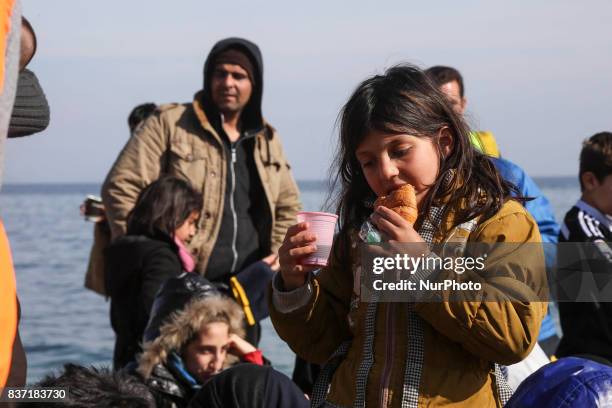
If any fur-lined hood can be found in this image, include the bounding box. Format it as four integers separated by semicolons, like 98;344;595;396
138;294;244;380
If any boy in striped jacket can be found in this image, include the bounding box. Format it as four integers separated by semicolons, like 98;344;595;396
556;132;612;363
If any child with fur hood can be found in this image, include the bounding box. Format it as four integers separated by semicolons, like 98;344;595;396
137;274;266;408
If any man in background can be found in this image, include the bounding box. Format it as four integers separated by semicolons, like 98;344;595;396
426;65;561;357
102;38;301;345
127;103;156;134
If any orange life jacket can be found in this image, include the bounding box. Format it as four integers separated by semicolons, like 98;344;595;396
0;219;18;388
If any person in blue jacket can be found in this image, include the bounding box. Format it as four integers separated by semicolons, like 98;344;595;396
426;65;561;356
492;156;560;353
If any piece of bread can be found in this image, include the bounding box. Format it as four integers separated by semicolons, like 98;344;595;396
374;184;418;225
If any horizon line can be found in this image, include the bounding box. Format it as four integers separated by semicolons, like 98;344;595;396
1;175;578;186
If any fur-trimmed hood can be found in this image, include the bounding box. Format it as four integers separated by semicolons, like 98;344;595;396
138;294;244;380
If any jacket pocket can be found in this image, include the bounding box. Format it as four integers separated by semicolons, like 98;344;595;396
259;147;285;200
167;143;207;191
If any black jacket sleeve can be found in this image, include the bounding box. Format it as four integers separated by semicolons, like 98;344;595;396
140;247;183;317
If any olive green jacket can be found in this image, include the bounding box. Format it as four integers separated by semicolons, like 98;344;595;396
270;200;547;407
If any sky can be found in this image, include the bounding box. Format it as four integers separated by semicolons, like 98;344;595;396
3;0;612;183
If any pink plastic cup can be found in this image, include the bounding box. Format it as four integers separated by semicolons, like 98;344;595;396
297;211;338;267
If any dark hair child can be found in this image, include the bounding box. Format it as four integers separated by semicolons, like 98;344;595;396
270;64;547;407
105;175;203;369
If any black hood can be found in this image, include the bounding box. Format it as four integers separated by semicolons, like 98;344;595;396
142;273;219;343
202;37;264;134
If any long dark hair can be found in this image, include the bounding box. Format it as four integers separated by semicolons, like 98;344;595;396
126;176;203;240
328;64;517;262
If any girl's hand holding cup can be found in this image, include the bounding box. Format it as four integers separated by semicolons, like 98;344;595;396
279;222;319;290
279;212;338;291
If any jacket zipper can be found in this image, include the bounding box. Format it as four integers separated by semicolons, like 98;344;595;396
226;130;258;275
379;303;395;408
229;145;239;273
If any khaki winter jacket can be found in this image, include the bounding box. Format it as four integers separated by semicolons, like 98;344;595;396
270;200;547;407
101;91;301;275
